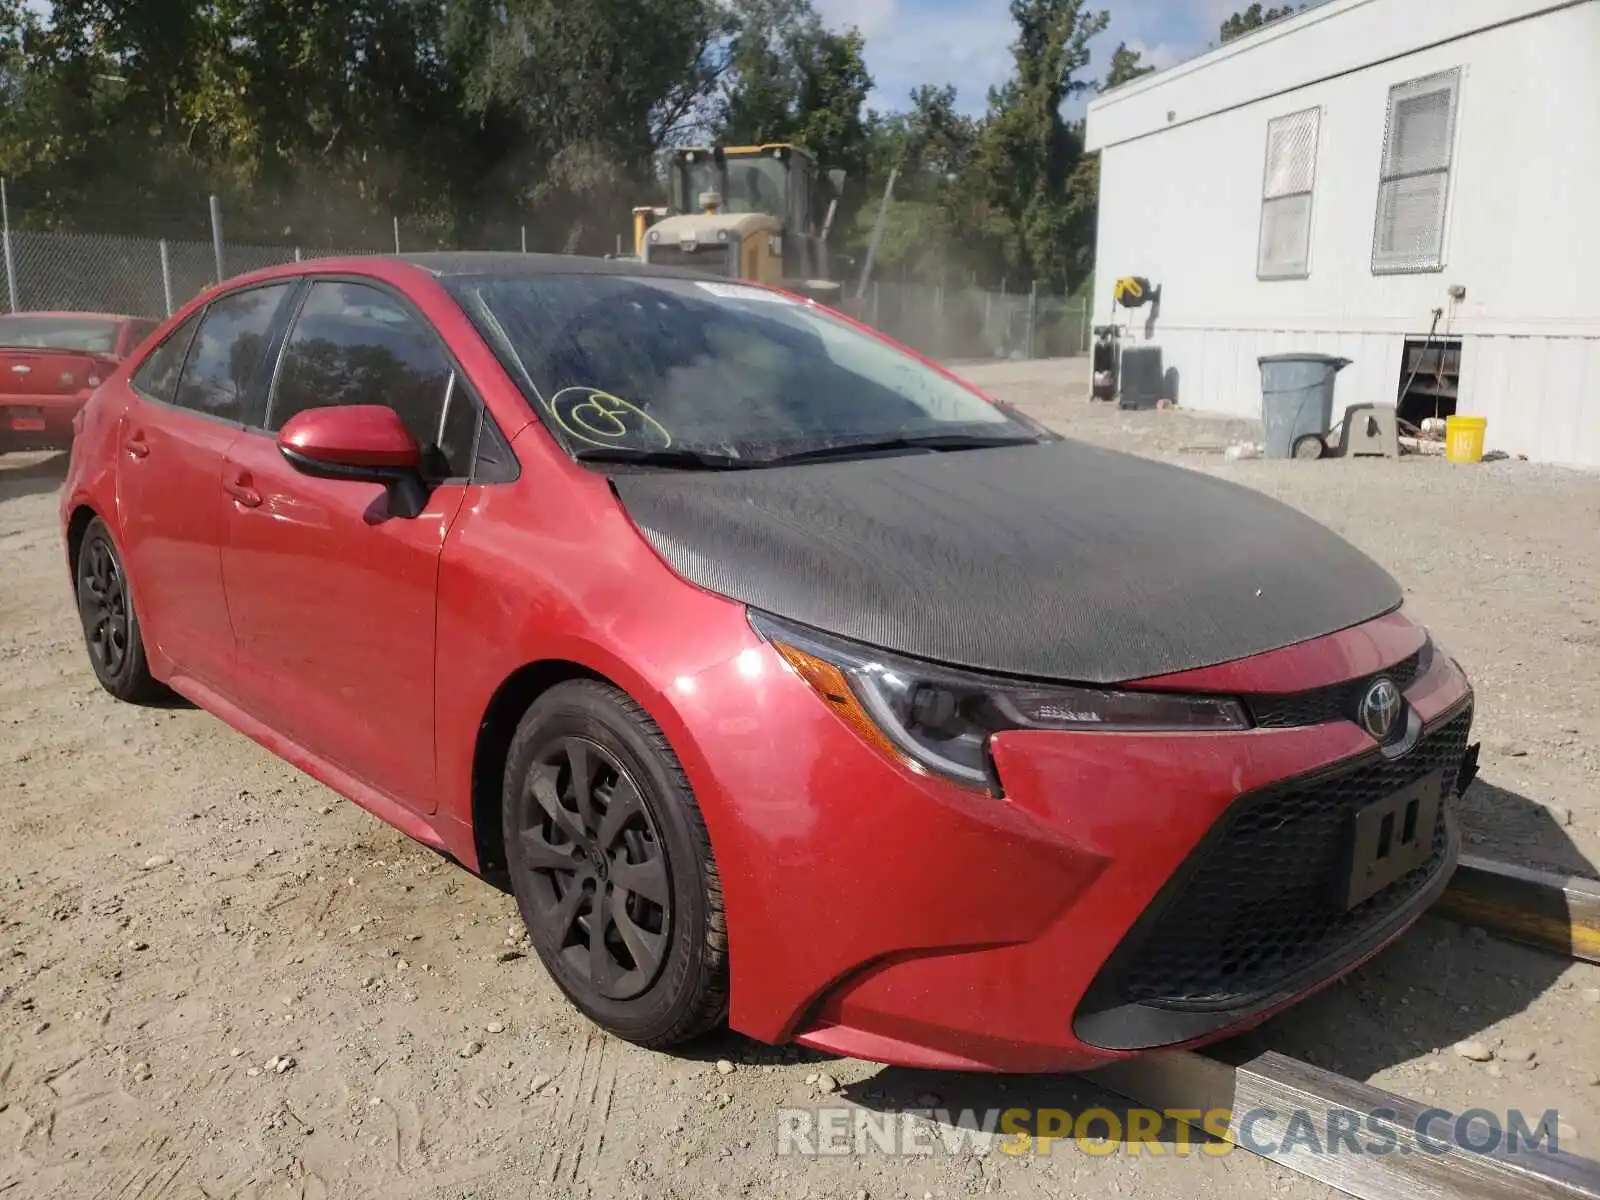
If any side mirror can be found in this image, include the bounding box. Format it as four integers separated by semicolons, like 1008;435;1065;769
276;405;428;518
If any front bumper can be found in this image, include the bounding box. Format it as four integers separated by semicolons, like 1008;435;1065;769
1071;699;1469;1051
686;609;1474;1073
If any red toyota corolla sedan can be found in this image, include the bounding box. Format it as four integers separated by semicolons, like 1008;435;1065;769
2;311;159;452
59;254;1477;1072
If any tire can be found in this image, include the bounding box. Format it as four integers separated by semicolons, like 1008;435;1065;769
74;517;163;704
1292;433;1328;460
502;679;729;1048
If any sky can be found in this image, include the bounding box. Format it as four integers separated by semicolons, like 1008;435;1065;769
811;0;1248;117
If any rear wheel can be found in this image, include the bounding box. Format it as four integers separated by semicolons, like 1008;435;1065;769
75;518;162;703
1292;433;1328;460
502;680;728;1048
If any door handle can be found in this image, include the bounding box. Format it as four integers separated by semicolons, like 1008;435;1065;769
223;476;263;508
124;432;150;459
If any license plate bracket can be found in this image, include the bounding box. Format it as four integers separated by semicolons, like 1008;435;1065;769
8;410;46;432
1344;771;1444;909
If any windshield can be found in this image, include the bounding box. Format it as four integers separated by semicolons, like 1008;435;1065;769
450;274;1029;463
0;316;120;354
680;157;788;218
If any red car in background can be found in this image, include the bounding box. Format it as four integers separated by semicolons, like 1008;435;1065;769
1;312;159;453
57;255;1477;1072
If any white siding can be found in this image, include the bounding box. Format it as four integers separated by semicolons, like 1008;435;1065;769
1085;0;1600;466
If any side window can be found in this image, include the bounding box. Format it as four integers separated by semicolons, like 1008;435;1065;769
119;319;160;358
270;280;476;477
1372;68;1461;274
1257;106;1320;280
436;371;481;477
473;410;519;483
175;284;293;421
129;312;203;405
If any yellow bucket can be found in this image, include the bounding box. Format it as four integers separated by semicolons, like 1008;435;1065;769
1445;415;1487;463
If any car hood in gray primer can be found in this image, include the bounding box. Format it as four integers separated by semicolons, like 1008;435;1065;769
610;440;1402;684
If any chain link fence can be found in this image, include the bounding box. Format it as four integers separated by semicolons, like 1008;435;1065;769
853;280;1090;362
0;230;378;319
1;196;1089;360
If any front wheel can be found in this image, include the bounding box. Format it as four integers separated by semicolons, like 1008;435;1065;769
502;680;729;1048
75;517;162;703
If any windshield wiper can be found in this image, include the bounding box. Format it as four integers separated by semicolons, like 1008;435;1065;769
571;446;754;471
761;432;1040;466
574;433;1039;471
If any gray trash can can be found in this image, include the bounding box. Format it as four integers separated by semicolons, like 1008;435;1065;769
1258;353;1352;459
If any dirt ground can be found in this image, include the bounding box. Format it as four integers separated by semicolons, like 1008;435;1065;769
2;360;1598;1198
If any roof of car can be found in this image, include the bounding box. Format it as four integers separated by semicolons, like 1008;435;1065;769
0;310;145;322
396;251;708;282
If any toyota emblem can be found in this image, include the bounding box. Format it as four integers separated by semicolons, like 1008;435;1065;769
1358;677;1403;742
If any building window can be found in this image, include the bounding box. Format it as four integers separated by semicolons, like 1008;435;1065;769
1257;107;1320;280
1372;68;1461;274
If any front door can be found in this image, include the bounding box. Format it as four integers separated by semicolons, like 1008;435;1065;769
116;285;294;690
221;279;480;814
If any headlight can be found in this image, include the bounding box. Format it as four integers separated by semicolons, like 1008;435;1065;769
750;611;1249;793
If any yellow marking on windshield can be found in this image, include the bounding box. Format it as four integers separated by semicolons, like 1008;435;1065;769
547;387;673;450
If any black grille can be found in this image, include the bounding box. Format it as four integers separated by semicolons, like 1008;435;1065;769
1248;645;1427;729
644;244;732;273
1105;703;1472;1011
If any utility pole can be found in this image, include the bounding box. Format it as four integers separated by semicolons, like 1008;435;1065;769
158;240;174;316
0;178;17;313
209;195;226;283
1027;280;1039;360
855;168;898;302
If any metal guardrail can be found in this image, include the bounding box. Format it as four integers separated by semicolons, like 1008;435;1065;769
1438;855;1600;965
1082;856;1600;1199
1089;1047;1600;1200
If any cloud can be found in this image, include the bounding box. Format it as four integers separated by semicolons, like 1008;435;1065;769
1122;37;1200;72
811;0;901;39
864;8;1018;112
816;0;1225;116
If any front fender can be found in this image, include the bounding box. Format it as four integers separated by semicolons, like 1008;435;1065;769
430;473;760;862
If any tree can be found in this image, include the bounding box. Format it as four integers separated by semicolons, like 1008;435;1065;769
854;85;980;279
966;0;1109;291
1103;41;1154;89
864;85;978;193
1220;4;1300;43
452;0;733;250
0;0;1148;287
716;0;874;180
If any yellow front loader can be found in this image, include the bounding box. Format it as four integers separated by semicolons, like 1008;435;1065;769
631;144;844;302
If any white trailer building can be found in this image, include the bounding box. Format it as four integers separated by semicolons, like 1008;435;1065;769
1084;0;1600;467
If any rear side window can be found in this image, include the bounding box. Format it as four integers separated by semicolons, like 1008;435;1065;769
175;284;292;421
121;319;161;355
129;312;203;405
269;280;477;477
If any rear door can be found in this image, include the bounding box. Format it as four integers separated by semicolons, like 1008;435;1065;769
118;283;296;691
220;278;478;812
